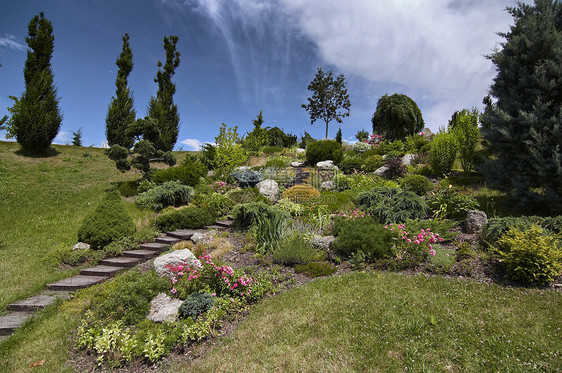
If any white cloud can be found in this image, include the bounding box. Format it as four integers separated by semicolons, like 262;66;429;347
180;138;203;151
53;131;71;145
0;34;25;51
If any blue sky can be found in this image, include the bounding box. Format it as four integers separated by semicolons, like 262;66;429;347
0;0;522;150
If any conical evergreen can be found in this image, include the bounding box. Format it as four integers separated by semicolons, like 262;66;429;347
481;0;562;208
147;35;181;152
106;33;136;149
7;12;62;153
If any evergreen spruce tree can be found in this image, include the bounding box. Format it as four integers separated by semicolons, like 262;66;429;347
147;35;181;152
105;33;136;149
6;12;62;153
481;0;562;208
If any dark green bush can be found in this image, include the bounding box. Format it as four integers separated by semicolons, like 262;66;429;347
135;181;193;211
117;180;139;197
306;140;343;166
199;143;216;170
178;292;216;319
355;187;428;224
400;175;434;195
262;145;283;154
339;157;363;174
483;215;562;244
231;202;283;230
152;157;207;187
295;262;337;277
266;127;297;148
265;158;288;168
496;225;562;286
332;218;394;260
89;269;169;325
362;154;384;172
77;189;137;250
155;206;215;232
232;169;263;188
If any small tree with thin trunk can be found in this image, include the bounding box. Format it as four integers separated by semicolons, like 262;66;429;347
302;68;351;139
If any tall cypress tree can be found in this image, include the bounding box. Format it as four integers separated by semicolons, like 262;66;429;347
7;12;62;153
481;0;562;208
106;33;136;149
147;35;180;152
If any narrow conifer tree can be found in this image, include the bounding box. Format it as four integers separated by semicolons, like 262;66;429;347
106;33;136;149
147;35;181;152
6;12;62;153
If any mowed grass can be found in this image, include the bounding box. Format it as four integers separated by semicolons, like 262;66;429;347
0;141;148;311
179;271;562;373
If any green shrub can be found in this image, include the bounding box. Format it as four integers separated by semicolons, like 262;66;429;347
276;197;305;216
483;215;562;244
266;127;297;148
226;187;270;205
89;269;169;325
232;169;263;188
232;202;284;230
152;157;207;187
262;145;283;154
77;189;137;250
199;143;216;170
155;206;215;232
496;225;562;286
362;154;384;172
202;192;234;216
400;175;434;196
294;262;337;277
355;187;428;224
429;132;458;176
428;187;479;221
135;181;193;211
117;180;139;197
281;184;321;203
339;157;363;174
272;230;323;266
178;292;216;320
332;218;394;260
265;156;292;168
306;140;343;166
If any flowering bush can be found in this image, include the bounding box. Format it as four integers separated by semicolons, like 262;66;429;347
167;253;255;300
331;208;369;220
352;141;372;154
210;181;236;195
386;223;444;261
364;134;383;146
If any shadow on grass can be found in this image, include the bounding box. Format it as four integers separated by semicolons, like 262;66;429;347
14;147;60;158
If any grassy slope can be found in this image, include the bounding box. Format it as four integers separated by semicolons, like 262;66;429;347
0;142;144;310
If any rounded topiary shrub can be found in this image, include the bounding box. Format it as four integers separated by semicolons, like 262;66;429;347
400;174;434;196
332;217;394;260
306;140;343;166
362;154;384;172
77;189;137;250
281;184;321;203
339;157;363;174
155;206;215;232
179;292;216;319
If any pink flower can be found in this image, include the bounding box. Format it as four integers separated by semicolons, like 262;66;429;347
429;249;436;256
171;287;177;294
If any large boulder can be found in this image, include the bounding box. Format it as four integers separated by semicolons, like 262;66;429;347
401;154;416;166
374;165;389;177
73;242;90;251
191;231;216;246
291;161;304;168
465;210;488;234
316;160;338;170
153;249;200;278
310;235;337;261
256;179;279;202
147;293;182;323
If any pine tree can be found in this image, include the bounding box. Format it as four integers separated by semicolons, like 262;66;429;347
481;0;562;208
72;128;82;147
106;33;136;149
147;35;181;152
335;127;342;143
6;12;62;153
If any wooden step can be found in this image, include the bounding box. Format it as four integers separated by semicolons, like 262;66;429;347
139;242;170;251
123;249;159;260
166;229;204;240
47;275;106;291
215;220;233;228
0;312;35;336
155;236;182;245
7;294;58;312
80;265;126;277
99;256;143;268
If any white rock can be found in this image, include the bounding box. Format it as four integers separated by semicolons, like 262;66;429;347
191;231;216;245
401;154;416;166
147;293;182;323
256;179;279;201
73;242;90;251
291;161;304;167
465;210;488;234
320;180;335;190
153;249;200;278
316;160;338;170
296;148;306;154
374;165;389;176
235;166;251;172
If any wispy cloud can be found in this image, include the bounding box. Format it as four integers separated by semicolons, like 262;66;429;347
0;34;25;51
53;131;71;145
180;138;203;151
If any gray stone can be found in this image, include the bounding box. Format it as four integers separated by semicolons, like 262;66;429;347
207;170;214;177
296;148;306;154
316;160;338;170
320;180;335;190
73;242;90;251
310;236;337;261
235;166;251;172
153;249;200;278
256;179;279;201
465;210;488;234
291;161;304;167
147;293;182;323
191;231;216;246
374;165;389;176
401;154;416;166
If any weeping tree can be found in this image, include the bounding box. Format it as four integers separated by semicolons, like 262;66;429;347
106;33;136;149
481;0;562;210
6;12;62;153
371;93;424;142
147;35;181;152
